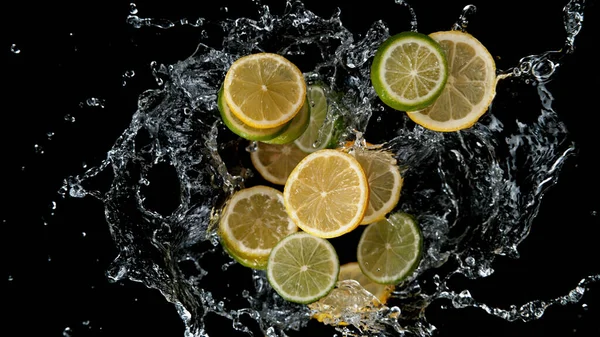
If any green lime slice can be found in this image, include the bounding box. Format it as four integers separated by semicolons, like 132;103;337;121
218;87;288;141
262;97;311;145
267;232;340;304
357;212;422;284
371;31;448;112
294;85;342;153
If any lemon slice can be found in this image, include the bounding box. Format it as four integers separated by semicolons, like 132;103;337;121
218;185;298;269
218;86;287;141
223;53;307;129
407;30;497;132
371;31;448;111
267;232;340;304
250;142;308;185
347;145;403;225
283;149;369;238
309;262;395;325
294;85;341;152
357;212;422;284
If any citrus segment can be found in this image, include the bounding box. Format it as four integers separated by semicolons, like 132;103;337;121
357;212;422;284
407;30;497;131
218;185;298;269
283;149;369;238
267;232;340;304
223;53;306;129
218;86;287;141
371;31;448;111
250;142;309;185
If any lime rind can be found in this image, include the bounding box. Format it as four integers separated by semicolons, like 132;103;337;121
218;87;288;141
357;212;423;285
371;31;448;112
262;97;311;145
267;232;340;304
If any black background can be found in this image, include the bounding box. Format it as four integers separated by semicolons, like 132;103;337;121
2;0;599;336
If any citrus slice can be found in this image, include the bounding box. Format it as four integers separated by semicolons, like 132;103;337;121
309;262;395;325
357;212;422;284
407;30;497;132
223;53;307;129
294;85;341;152
218;185;298;269
371;31;448;112
250;141;309;185
283;149;369;238
218;86;287;141
262;97;311;144
348;146;403;225
267;232;340;304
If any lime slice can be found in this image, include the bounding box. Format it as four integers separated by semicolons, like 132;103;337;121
223;53;306;129
294;85;341;153
357;212;422;284
371;31;448;112
267;232;340;304
218;87;287;141
218;185;298;269
262;97;311;144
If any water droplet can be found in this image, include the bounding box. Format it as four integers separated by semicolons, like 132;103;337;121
48;255;52;262
64;114;76;123
47;132;55;140
452;5;477;31
85;97;105;108
82;232;87;237
8;275;13;281
10;44;20;54
129;3;138;15
62;327;72;337
50;201;57;210
221;7;229;13
124;70;135;78
34;144;44;154
591;210;597;216
582;303;588;310
465;256;475;266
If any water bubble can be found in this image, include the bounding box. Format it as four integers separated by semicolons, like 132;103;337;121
123;70;136;78
10;44;20;54
465;256;476;266
86;97;105;108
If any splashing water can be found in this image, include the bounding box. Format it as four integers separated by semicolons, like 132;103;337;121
59;0;598;336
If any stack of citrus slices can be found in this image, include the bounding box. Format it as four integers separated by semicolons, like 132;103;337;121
371;30;497;132
216;27;497;324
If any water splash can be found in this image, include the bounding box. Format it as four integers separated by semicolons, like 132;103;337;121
61;1;597;336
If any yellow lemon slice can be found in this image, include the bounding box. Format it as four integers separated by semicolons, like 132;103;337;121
218;185;298;269
223;53;306;129
250;141;309;185
407;30;497;132
283;149;369;238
